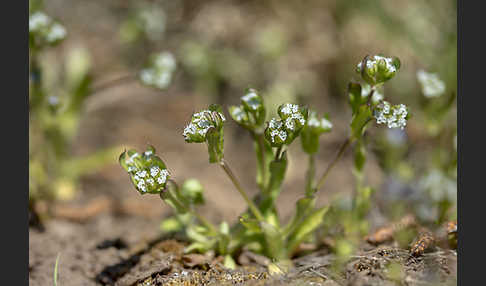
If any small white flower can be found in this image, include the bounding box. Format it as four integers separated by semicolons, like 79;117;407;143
417;69;445;98
321;118;333;129
281;103;299;115
150;166;160;177
269;118;282;129
29;12;51;32
46;23;66;42
241;91;259;110
146;178;155;186
285;117;295;130
136;170;147;178
374;101;408;129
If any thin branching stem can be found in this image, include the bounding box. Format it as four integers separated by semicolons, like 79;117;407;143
313;137;353;194
90;73;138;95
219;159;265;222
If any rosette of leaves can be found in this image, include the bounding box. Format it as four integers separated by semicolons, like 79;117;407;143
301;110;333;154
29;11;67;49
139;51;177;90
228;88;266;132
356;55;401;87
264;103;309;147
183;104;226;163
119;145;171;194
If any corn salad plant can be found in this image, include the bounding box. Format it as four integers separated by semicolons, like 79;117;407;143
120;54;408;269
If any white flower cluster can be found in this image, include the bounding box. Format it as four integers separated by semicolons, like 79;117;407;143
280;103;306;131
140;52;177;89
268;118;287;143
374;101;408;129
29;11;67;43
307;117;333;130
357;55;397;73
133;166;170;193
416;70;445;98
183;110;226;141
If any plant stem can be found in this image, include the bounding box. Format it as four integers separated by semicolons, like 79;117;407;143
90;73;138;95
219;159;265;222
162;180;217;234
305;155;316;197
256;133;267;188
313;137;353;194
275;145;284;161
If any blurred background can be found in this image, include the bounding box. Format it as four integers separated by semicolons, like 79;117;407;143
30;0;457;227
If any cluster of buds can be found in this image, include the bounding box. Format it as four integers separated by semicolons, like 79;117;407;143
356;55;401;86
373;101;408;129
264;103;308;147
139;51;177;90
301;110;332;154
228;89;266;131
183;104;226;163
416;69;445;98
29;11;67;48
119;146;171;194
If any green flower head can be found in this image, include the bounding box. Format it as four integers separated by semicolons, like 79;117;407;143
265;103;308;147
301;110;333;154
183;105;226;143
229;88;266;131
119;145;170;194
356;55;400;86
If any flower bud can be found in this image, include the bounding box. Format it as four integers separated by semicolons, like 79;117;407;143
183;107;226;143
356;55;400;86
229;88;266;131
119;145;170;194
301;110;333;154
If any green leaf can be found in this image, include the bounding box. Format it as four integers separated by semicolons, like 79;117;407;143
282;196;316;237
287;206;329;254
266;152;288;200
348;82;363;115
254;134;273;190
223;254;236;270
350;105;372;140
160;216;183;233
239;214;262;233
260;221;286;260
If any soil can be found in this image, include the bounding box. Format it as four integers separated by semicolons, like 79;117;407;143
29;206;456;286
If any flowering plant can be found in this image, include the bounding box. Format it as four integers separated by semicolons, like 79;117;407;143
120;54;409;269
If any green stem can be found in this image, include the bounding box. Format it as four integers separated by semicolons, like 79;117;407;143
313;137;353;194
305;155;316;197
256;132;267;189
275;145;284;161
219;159;265;222
162;180;217;234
